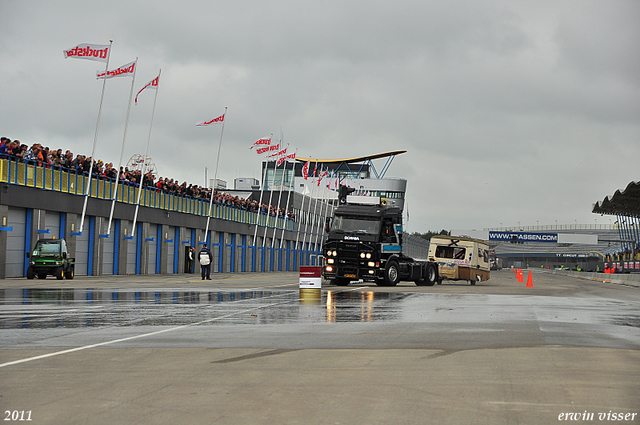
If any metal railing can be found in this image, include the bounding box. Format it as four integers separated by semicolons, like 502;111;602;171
0;157;294;231
485;224;617;232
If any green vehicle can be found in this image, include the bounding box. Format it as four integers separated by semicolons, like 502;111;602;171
26;239;75;280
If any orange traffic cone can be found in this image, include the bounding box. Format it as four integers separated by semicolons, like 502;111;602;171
518;270;523;283
526;270;534;287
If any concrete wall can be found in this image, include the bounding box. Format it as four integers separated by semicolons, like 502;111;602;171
0;183;323;278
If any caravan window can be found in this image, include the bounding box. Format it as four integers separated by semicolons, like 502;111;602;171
478;248;489;263
435;245;466;260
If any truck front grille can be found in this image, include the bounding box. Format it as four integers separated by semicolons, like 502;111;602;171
338;243;359;261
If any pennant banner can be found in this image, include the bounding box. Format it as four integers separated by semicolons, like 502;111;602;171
64;43;110;62
196;114;225;126
277;152;296;167
302;161;309;180
97;60;136;79
256;143;279;155
317;167;328;186
267;148;287;158
135;74;160;104
250;137;271;149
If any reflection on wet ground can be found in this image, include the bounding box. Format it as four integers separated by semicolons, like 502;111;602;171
0;288;407;329
1;288;640;334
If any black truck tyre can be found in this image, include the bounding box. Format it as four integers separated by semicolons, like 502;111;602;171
56;267;64;280
425;263;438;286
416;263;438;286
66;266;75;280
382;260;400;286
26;267;35;280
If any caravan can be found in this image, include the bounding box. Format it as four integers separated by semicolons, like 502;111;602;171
428;235;490;285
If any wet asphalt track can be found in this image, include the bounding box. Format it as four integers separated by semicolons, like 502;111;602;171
1;270;639;424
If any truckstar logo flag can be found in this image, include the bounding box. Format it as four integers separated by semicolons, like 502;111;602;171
64;43;110;62
267;147;287;158
256;143;279;155
96;60;136;79
196;114;225;126
318;167;328;186
134;73;160;104
302;161;309;180
250;138;271;149
277;152;296;166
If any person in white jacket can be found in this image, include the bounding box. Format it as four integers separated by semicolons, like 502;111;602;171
199;244;213;280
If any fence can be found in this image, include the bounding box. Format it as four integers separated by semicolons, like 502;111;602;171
0;157;294;231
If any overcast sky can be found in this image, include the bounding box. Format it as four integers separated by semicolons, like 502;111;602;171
1;0;638;233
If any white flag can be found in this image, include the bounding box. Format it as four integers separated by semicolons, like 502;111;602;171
97;60;136;79
64;43;110;62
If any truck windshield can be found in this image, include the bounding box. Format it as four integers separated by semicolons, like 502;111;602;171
32;242;60;256
331;216;380;235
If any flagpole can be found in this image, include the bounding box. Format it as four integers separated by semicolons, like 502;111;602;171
131;69;161;238
107;57;137;236
294;165;309;262
302;160;319;261
79;40;112;233
252;134;272;248
314;167;331;248
312;165;327;250
204;106;228;240
262;149;280;248
271;141;288;249
279;149;297;249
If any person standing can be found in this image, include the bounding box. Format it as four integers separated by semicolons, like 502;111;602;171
199;244;213;280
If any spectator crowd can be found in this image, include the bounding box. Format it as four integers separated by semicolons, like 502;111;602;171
0;136;296;221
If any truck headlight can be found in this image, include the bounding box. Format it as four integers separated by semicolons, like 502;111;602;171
368;261;375;267
325;266;333;273
366;253;372;259
327;259;334;264
360;252;366;258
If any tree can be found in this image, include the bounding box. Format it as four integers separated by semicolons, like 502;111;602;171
412;229;450;241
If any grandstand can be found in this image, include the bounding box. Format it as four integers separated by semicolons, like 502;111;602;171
453;181;640;272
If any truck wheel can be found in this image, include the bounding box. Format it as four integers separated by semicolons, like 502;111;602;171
424;263;437;286
66;266;75;280
415;264;436;286
56;267;65;280
383;260;400;286
334;278;350;286
26;267;35;280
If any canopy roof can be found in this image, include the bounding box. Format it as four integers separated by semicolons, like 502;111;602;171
592;181;640;217
296;150;406;164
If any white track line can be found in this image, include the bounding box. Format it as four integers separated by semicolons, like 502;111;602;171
0;298;294;369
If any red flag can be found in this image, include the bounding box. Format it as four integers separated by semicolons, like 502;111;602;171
317;167;328;186
97;60;136;79
302;161;309;180
250;137;271;149
196;114;225;126
135;73;160;104
64;43;110;62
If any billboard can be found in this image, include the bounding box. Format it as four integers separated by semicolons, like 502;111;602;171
489;231;558;243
